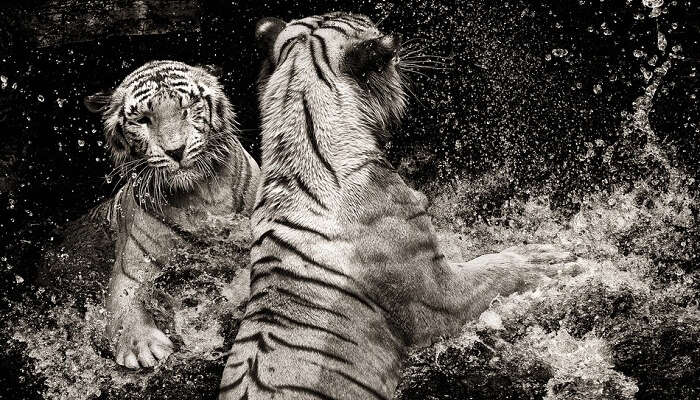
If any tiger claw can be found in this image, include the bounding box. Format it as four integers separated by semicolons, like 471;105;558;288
112;316;174;370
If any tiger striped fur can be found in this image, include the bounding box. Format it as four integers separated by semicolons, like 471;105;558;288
84;61;260;369
219;13;573;400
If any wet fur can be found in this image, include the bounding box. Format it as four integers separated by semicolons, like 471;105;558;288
85;61;260;369
220;13;572;400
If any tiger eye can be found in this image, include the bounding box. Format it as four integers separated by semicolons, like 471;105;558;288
136;116;151;125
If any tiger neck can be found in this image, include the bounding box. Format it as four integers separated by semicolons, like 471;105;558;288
259;90;389;215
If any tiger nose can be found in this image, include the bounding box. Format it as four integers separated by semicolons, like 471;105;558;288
165;145;186;162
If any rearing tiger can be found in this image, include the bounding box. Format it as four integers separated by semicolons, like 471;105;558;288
220;12;573;400
84;60;259;369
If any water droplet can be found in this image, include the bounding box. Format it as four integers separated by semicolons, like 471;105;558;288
657;32;667;52
552;48;569;57
642;0;664;8
593;84;603;94
78;139;85;147
37;94;45;102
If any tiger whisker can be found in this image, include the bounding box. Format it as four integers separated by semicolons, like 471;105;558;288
401;68;433;79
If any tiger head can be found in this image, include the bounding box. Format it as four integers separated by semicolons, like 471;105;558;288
85;61;237;197
255;12;408;144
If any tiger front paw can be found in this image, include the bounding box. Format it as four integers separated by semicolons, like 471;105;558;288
111;315;174;369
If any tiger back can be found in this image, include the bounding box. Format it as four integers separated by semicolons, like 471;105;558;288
220;13;573;400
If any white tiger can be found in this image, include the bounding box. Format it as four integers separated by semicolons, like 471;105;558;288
84;60;259;369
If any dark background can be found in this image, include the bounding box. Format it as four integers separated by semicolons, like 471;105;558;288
0;0;698;294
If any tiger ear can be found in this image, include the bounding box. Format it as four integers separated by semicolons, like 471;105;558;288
345;34;402;77
84;91;113;114
256;17;286;59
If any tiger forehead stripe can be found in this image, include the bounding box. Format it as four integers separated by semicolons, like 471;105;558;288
121;63;192;88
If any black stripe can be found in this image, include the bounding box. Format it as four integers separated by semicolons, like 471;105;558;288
276;287;350;321
219;369;247;393
335;15;372;28
128;232;164;268
406;210;428;220
273;217;330;240
247;287;350;322
132;86;153;101
204;94;213;125
250;270;271;287
345;157;392;177
311;34;334;75
288;21;317;30
303;96;339;186
328;19;362;32
309;37;333;88
305;359;389;400
118;257;141;282
283;53;298;105
123;64;190;86
156;217;196;244
405;240;438;258
252;229;275;247
268;332;352;365
276;385;337;400
249;356;276;392
251;255;281;267
266;232;348;278
236;153;252;213
253;197;267;213
169;80;191;87
230;331;274;353
432;254;446;262
250;266;379;315
318;25;349;36
132;223;160;247
277;36;299;64
246;307;358;345
129;68;190;86
294;174;328;210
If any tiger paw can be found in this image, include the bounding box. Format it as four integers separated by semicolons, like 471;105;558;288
111;315;174;369
501;243;575;265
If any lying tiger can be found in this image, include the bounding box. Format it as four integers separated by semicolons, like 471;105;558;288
84;61;259;369
219;12;574;399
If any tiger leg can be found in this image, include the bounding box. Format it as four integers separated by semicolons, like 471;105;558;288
106;234;174;369
450;244;577;319
403;244;577;347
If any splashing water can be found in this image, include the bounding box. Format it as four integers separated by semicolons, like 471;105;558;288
642;0;664;8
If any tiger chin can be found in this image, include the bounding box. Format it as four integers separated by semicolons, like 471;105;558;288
219;13;576;400
84;61;259;370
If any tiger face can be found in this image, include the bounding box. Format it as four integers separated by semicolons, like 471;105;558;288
85;61;237;196
256;12;408;141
